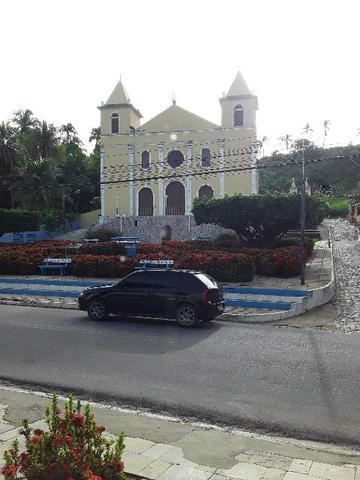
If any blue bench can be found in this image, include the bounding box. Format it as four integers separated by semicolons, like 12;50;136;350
39;258;72;276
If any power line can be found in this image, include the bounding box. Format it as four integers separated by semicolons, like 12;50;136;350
102;153;360;186
4;152;360;193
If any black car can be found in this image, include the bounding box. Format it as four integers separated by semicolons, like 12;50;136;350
78;269;225;327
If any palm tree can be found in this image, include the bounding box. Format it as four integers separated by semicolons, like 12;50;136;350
37;121;59;158
322;120;330;148
60;123;81;145
0;122;20;207
279;134;292;151
14;156;61;210
12;109;39;134
303;123;313;136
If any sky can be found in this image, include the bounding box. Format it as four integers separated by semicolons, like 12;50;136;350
1;0;360;154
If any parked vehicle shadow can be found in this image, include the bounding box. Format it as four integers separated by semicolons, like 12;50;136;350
76;313;221;354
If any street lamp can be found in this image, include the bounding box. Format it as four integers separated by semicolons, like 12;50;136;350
300;146;306;286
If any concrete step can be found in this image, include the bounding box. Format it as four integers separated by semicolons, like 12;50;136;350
223;286;308;310
0;279;309;312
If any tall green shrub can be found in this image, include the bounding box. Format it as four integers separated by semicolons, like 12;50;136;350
0;209;41;235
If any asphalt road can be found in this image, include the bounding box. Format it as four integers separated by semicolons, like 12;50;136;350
1;305;360;445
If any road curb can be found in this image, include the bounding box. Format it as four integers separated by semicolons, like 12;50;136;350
220;240;335;323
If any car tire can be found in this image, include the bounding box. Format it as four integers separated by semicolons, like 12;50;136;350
176;304;198;328
87;299;108;321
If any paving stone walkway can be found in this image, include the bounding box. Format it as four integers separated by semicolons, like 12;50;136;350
1;387;360;480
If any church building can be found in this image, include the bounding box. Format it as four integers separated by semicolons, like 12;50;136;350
98;71;258;240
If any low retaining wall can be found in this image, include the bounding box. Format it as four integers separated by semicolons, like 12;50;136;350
97;215;233;242
226;240;335;323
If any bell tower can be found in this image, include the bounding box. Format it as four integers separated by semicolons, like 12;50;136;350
98;77;142;135
219;71;258;129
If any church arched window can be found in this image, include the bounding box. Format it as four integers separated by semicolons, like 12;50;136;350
198;185;214;200
111;113;119;134
141;151;150;169
201;148;211;167
233;105;244;127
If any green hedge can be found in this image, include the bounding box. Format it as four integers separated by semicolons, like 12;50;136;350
0;209;41;235
326;197;348;218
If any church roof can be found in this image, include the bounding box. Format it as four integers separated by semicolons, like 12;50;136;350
227;71;251;97
104;78;131;106
142;104;220;132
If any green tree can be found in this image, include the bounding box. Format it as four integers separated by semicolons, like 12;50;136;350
192;194;328;247
259;141;360;195
12;109;39;134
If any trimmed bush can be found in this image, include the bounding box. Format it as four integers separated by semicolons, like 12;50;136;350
85;227;118;242
0;209;41;235
213;232;240;250
193;194;328;246
71;255;135;278
80;242;125;256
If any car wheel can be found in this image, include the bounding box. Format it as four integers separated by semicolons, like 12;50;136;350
87;299;108;321
176;304;198;328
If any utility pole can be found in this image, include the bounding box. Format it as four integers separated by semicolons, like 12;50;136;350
129;126;144;216
61;186;66;228
300;145;306;285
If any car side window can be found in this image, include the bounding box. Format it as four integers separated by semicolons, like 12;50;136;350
180;274;203;293
122;272;153;289
151;272;178;290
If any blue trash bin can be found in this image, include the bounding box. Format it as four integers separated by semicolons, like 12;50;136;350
125;245;136;257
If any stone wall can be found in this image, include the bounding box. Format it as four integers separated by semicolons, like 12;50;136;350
96;215;233;243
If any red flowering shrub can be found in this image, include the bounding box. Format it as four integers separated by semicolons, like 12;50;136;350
176;251;254;282
0;394;126;480
255;246;305;277
0;238;314;279
71;255;136;278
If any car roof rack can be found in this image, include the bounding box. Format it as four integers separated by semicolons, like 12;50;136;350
136;259;174;270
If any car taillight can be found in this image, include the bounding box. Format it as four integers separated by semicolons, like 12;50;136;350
202;288;209;302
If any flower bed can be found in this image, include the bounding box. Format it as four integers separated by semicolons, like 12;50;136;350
0;238;314;280
71;251;255;282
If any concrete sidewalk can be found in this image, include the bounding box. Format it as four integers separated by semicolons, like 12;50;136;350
0;385;359;480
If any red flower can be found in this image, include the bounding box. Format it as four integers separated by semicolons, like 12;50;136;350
33;428;44;436
95;426;105;434
70;448;80;461
51;435;62;448
72;413;85;427
1;464;17;478
31;435;42;444
64;435;72;446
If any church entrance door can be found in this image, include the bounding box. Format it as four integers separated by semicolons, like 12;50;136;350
165;181;185;215
138;187;153;216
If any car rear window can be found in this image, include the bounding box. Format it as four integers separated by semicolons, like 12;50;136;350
195;273;218;289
